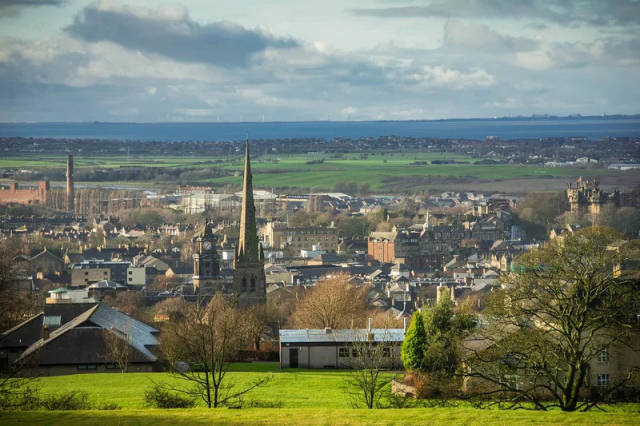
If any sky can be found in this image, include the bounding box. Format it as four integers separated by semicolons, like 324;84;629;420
0;0;639;122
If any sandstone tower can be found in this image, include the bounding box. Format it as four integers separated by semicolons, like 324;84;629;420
232;140;266;307
192;221;222;294
566;177;619;218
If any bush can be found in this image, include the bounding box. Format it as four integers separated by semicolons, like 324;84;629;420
96;402;122;410
0;385;40;410
144;384;196;408
39;391;91;410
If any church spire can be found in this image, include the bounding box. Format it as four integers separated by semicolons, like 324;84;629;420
236;140;260;264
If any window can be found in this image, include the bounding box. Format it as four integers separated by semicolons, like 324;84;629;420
250;277;256;292
128;278;132;282
105;363;118;369
339;347;350;357
598;348;609;363
597;373;609;387
241;277;247;291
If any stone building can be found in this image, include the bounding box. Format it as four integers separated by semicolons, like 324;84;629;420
567;177;620;217
262;221;339;253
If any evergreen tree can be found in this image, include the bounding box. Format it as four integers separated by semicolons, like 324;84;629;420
401;311;426;371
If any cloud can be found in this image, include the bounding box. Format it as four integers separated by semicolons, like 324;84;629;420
405;65;496;90
350;0;640;27
65;2;299;67
514;37;640;70
443;21;538;52
0;0;65;17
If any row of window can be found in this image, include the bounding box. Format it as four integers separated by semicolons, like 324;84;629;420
77;363;118;370
338;347;392;358
500;373;610;389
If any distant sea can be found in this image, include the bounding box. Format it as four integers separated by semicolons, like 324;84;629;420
1;117;639;141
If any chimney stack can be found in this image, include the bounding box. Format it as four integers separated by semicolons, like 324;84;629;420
66;154;74;214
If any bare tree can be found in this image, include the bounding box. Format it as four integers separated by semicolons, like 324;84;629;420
290;273;369;329
160;294;269;408
344;329;396;409
244;305;266;351
103;325;132;373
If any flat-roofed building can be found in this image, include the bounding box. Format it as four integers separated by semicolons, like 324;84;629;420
279;327;404;369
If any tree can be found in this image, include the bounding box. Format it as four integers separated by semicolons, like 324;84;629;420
289;273;369;329
465;227;640;411
104;291;147;322
244;305;267;351
160;294;269;408
421;300;475;377
401;312;426;372
345;330;395;409
103;325;132;373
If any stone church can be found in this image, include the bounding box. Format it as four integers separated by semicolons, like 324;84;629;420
192;140;266;307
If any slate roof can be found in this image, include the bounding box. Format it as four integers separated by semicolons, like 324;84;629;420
0;313;43;349
280;328;404;344
18;304;159;364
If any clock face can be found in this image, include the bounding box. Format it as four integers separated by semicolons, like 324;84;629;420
203;241;212;250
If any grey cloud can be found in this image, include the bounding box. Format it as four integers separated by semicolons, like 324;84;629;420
443;21;539;52
0;0;65;17
350;0;640;26
65;4;299;67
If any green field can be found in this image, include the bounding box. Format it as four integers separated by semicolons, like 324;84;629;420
3;364;639;424
0;153;621;192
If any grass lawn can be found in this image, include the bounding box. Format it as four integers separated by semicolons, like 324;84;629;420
0;152;619;191
35;364;358;409
2;407;640;425
2;364;638;424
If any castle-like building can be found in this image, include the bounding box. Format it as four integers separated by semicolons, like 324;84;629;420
566;177;619;216
191;141;266;307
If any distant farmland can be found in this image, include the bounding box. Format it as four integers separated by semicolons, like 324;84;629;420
1;152;636;193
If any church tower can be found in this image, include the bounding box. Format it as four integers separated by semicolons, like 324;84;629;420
232;140;266;307
193;222;221;294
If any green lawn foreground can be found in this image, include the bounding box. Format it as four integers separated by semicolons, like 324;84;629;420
2;363;638;424
2;407;640;425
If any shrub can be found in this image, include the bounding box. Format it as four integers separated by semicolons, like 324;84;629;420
144;384;196;408
39;391;91;410
96;402;122;410
0;384;40;410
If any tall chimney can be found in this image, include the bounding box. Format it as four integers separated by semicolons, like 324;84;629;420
66;154;74;214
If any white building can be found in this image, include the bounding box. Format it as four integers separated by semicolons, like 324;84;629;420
279;327;405;369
